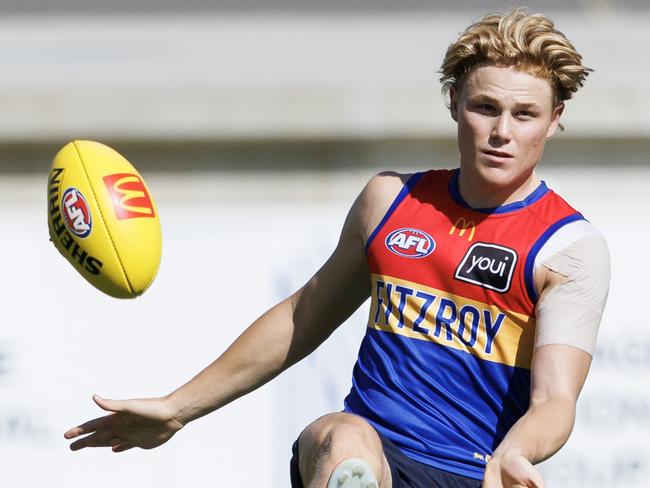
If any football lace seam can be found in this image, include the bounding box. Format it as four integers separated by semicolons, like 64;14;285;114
73;141;135;296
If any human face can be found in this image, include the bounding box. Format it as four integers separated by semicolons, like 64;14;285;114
450;64;563;208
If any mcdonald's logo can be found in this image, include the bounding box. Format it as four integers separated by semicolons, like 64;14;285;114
449;217;476;242
103;173;156;220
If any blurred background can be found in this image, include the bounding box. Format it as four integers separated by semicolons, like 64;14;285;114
0;1;648;487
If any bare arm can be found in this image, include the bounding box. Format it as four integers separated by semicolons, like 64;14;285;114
64;172;408;451
482;230;610;487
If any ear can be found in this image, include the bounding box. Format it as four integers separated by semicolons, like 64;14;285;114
449;85;459;122
546;102;565;138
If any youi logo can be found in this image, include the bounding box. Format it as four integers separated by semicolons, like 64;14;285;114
385;228;435;258
62;187;93;238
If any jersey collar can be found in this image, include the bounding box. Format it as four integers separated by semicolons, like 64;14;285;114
448;168;549;214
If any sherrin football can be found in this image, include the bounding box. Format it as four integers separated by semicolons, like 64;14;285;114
47;140;162;298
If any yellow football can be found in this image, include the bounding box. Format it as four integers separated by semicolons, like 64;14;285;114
47;140;162;298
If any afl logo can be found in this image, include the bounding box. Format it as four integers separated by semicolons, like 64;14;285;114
385;228;435;258
61;187;92;238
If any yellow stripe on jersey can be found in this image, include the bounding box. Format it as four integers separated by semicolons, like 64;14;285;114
369;274;535;369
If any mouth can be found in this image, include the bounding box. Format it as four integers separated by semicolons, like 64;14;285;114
482;149;514;158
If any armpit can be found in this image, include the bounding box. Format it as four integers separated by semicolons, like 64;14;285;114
534;235;611;355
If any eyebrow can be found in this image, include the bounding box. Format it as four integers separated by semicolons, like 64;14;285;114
467;95;543;111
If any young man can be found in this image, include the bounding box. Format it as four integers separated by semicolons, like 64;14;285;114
65;9;609;488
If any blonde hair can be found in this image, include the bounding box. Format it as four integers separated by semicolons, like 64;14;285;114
440;8;591;106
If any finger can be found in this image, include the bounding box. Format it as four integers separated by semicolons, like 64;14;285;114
93;394;130;413
64;415;113;439
69;431;116;451
112;442;134;453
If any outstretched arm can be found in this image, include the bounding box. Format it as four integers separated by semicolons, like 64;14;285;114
65;203;369;451
64;172;407;452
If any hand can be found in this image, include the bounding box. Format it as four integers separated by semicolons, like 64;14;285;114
482;455;546;488
64;394;184;452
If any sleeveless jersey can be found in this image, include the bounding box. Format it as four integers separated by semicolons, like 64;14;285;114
343;169;585;479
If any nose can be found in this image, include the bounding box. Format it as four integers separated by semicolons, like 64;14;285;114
490;113;512;145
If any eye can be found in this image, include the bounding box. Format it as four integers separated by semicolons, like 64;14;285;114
474;103;496;113
517;110;537;119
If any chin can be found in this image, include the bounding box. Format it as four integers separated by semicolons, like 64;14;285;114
475;164;519;189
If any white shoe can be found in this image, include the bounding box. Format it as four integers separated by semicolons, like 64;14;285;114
326;458;379;488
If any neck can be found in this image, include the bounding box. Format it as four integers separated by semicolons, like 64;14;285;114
456;170;541;210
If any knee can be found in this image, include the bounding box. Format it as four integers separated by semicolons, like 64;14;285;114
298;413;385;486
300;413;370;454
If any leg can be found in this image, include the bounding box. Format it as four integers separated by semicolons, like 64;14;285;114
297;412;392;488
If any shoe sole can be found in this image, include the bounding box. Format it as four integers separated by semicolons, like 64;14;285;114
326;458;378;488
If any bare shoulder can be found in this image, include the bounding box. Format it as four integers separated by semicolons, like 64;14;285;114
354;171;413;242
363;171;411;199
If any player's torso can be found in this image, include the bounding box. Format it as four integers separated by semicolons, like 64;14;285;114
344;168;583;479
